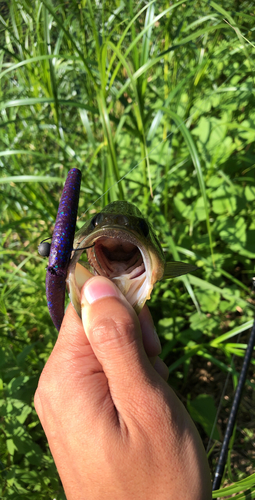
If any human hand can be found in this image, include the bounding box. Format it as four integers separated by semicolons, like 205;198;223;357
34;276;212;500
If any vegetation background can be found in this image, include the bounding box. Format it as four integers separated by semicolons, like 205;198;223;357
1;0;255;498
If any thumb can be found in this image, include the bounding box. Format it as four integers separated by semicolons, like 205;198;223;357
81;276;157;407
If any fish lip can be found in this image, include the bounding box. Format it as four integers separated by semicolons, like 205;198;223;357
74;224;148;246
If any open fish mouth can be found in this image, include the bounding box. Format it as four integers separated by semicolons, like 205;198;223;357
87;236;145;279
66;225;161;317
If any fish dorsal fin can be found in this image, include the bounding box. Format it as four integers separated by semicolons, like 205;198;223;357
163;262;198;279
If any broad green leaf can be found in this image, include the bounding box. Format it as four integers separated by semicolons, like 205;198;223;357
195;289;220;313
187;394;220;440
245;185;255;201
16;343;37;366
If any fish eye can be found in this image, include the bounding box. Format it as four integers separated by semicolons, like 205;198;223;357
90;213;103;228
138;218;149;237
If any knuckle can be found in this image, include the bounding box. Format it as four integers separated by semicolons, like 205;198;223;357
91;315;137;349
35;365;60;407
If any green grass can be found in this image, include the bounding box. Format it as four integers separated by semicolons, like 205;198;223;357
1;0;255;498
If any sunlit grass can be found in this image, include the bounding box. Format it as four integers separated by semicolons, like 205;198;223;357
1;0;255;497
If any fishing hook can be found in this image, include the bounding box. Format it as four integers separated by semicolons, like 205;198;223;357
38;237;95;257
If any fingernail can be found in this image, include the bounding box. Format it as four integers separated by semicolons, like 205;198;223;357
82;276;120;305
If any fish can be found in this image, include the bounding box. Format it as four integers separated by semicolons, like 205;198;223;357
66;200;197;319
42;168;197;330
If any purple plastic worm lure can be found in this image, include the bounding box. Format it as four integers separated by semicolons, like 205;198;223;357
45;168;81;330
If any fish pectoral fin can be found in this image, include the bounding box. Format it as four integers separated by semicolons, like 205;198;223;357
163;262;198;279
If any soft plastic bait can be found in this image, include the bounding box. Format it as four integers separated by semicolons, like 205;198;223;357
43;168;81;330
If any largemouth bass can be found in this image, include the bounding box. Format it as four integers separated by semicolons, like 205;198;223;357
41;168;197;330
67;200;197;317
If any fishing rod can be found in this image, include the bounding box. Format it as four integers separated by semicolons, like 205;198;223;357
212;316;255;491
